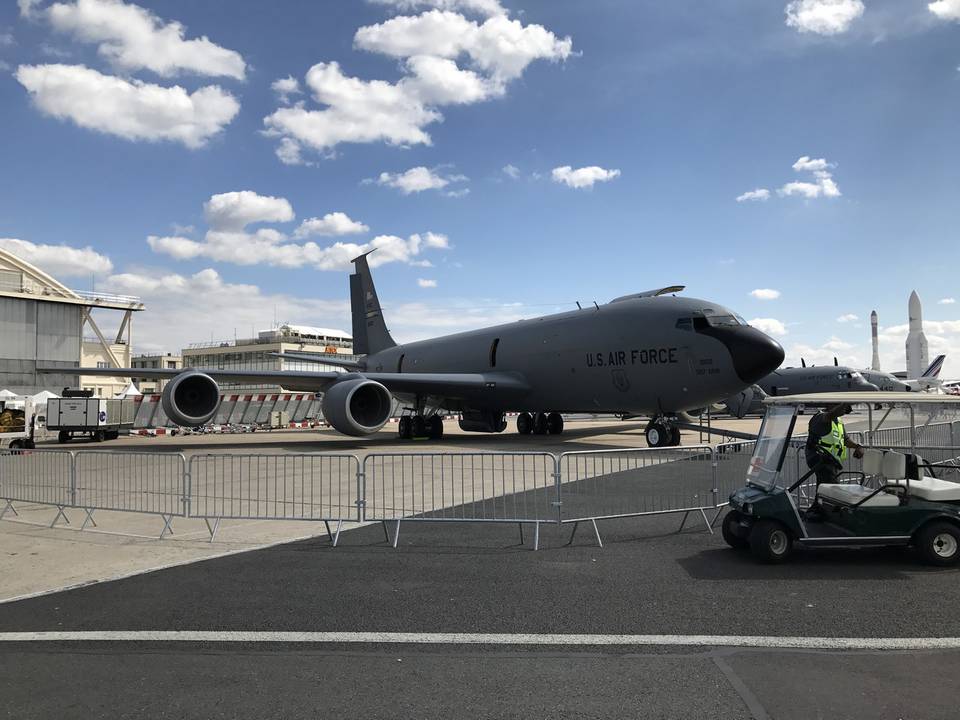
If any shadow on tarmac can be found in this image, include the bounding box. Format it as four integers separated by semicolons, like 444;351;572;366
678;546;960;581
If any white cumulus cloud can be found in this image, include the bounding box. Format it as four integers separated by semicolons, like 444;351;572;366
0;237;114;277
551;165;620;189
777;155;841;199
748;318;788;337
203;191;295;231
46;0;246;79
750;288;781;300
417;278;438;288
146;191;448;272
736;188;770;202
271;75;301;103
836;313;859;322
263;9;571;159
16;63;239;148
373;166;468;194
502;163;520;179
369;0;506;17
939;298;957;305
293;212;369;239
929;0;960;21
785;0;865;36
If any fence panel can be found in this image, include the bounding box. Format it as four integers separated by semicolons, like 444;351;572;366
0;449;72;507
189;453;359;521
363;452;557;523
558;447;714;523
74;452;186;516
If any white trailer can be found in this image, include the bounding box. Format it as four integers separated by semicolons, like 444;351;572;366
47;397;136;443
0;397;37;449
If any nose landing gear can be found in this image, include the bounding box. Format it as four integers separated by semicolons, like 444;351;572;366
645;419;682;447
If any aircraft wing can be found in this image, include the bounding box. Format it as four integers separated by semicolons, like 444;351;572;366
39;367;530;399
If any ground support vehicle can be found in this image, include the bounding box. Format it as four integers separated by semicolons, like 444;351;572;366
0;397;36;449
723;393;960;565
47;397;136;443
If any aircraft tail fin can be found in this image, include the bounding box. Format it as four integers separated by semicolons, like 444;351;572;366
350;252;396;356
921;354;946;379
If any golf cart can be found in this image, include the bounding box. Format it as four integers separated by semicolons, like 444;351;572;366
723;393;960;565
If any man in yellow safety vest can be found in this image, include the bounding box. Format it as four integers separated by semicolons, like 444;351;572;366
805;403;864;486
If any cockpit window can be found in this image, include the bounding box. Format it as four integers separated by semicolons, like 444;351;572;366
675;318;693;331
705;314;741;327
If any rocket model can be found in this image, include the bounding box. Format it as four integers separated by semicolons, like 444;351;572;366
871;310;880;371
905;290;929;380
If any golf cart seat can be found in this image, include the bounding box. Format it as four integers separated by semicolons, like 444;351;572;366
817;483;900;508
869;451;960;503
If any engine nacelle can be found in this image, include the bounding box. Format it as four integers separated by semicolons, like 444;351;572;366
161;371;221;427
321;377;393;436
458;409;507;433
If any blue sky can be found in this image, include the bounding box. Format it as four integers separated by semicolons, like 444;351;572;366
1;0;959;375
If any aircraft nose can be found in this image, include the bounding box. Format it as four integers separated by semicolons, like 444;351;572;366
722;326;785;385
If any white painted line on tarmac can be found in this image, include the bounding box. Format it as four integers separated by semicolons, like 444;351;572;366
2;632;960;650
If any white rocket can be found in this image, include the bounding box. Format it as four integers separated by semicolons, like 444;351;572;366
905;290;929;380
870;310;880;371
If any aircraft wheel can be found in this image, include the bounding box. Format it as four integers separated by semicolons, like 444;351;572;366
645;422;669;448
669;425;682;446
722;510;750;549
428;415;444;440
93;429;106;443
58;431;70;444
517;412;532;435
533;412;548;435
546;412;564;435
398;416;412;440
915;521;960;567
749;520;793;563
411;415;426;439
8;440;22;450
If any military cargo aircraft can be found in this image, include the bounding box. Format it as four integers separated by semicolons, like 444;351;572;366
49;253;784;446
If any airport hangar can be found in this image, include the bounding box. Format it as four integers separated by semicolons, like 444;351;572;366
0;247;143;397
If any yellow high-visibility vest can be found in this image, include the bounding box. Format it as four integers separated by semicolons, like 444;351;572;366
818;418;847;463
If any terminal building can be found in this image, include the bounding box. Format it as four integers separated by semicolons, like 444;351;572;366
131;353;183;394
180;324;355;392
0;247;143;395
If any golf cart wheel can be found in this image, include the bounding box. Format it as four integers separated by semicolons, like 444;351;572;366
749;520;793;563
722;510;750;550
645;422;668;448
58;431;70;444
915;521;960;567
8;440;22;450
93;429;106;443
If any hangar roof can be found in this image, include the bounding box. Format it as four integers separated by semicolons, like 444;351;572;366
0;247;143;311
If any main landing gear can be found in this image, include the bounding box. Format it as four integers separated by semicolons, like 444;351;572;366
516;412;564;436
398;414;444;440
645;419;682;448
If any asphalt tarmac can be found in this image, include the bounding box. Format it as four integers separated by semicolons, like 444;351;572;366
4;511;960;719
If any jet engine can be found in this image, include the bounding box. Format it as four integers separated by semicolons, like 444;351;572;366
161;371;221;426
321;377;393;437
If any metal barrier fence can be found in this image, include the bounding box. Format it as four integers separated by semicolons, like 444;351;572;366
362;452;557;549
855;421;959;449
3;430;960;549
188;453;360;543
557;447;714;546
0;449;72;525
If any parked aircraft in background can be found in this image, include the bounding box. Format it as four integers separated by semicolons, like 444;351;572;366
723;360;878;418
49;253;784;446
892;354;947;391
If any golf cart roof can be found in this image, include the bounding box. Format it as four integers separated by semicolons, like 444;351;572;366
763;392;960;407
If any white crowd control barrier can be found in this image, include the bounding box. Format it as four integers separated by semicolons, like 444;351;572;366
362;452;558;549
188;453;360;543
0;449;72;526
3;431;959;550
557;447;715;546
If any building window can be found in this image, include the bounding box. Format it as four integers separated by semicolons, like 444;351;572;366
166;361;177;369
96;361;109;369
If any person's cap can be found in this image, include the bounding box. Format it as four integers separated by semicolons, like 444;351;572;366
829;403;853;415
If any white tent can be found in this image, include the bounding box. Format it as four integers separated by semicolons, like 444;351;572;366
30;390;59;408
0;389;16;399
115;382;142;398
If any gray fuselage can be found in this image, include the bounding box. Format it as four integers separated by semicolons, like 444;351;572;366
365;296;784;416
